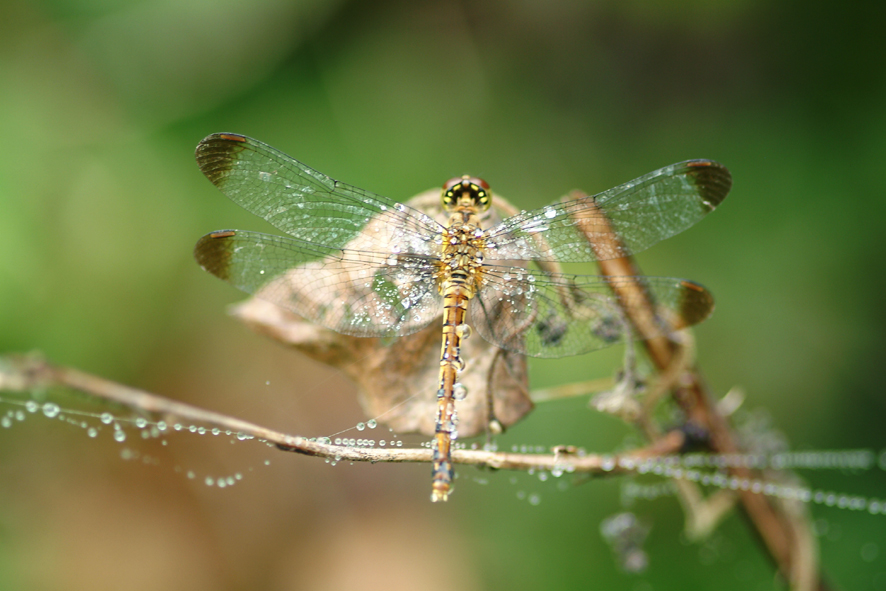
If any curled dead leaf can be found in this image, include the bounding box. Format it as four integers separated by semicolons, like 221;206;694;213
230;189;533;438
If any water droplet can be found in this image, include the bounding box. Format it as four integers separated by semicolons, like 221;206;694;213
205;477;214;486
528;493;541;505
25;401;38;413
114;430;126;443
367;419;377;429
41;403;60;418
1;417;11;428
356;422;365;431
87;427;98;438
455;324;472;339
453;383;468;400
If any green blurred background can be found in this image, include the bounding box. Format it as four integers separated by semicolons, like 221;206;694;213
1;1;884;589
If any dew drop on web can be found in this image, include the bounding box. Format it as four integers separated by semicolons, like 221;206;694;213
42;402;60;418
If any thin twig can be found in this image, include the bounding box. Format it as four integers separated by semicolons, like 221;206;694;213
0;353;681;475
530;377;615;403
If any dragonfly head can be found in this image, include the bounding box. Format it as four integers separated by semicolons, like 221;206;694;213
442;176;491;213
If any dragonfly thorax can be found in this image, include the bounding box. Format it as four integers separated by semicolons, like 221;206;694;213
435;222;487;297
442;176;491;213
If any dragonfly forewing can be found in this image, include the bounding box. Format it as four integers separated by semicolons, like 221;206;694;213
196;133;445;257
483;160;731;263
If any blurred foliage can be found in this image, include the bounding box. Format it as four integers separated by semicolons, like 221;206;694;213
1;1;885;590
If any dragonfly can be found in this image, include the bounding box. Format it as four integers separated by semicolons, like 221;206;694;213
193;133;732;502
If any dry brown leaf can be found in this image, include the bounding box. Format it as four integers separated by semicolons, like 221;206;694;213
231;189;533;438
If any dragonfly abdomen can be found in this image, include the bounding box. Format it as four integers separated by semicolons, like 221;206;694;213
431;284;474;502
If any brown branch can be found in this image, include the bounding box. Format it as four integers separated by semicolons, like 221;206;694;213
0;353;682;475
568;188;828;591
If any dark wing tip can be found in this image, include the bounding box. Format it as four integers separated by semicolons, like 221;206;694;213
684;160;732;209
195;133;249;187
674;279;715;328
194;230;237;281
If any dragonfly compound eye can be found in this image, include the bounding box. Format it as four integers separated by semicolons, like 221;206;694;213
441;176;492;212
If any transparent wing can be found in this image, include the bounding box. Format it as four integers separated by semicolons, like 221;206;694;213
196;133;445;255
483;160;731;263
472;265;714;358
195;230;442;337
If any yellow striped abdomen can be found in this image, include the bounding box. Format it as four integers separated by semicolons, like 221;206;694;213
430;274;475;502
